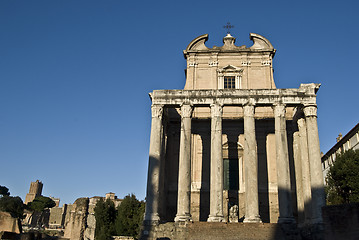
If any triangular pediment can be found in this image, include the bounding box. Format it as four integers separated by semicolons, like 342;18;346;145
218;65;243;73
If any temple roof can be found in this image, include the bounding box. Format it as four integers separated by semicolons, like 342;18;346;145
183;33;276;58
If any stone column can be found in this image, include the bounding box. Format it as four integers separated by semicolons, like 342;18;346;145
274;104;295;223
175;104;193;222
243;104;261;223
293;131;305;223
303;105;325;223
207;103;224;222
144;104;163;224
297;117;312;223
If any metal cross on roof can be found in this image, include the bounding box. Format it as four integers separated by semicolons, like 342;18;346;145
223;22;234;34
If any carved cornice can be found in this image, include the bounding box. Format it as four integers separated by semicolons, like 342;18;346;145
217;65;243;74
150;87;319;106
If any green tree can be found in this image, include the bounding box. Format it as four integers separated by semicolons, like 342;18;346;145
27;196;56;212
0;195;25;219
26;196;56;227
115;194;145;239
94;198;116;240
0;185;10;196
326;149;359;204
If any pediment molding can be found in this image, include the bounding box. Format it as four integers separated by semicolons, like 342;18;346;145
217;65;243;74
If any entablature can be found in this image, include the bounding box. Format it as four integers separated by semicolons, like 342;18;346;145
149;83;320;107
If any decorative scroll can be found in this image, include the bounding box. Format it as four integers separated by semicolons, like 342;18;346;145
151;105;163;119
188;62;198;67
273;104;286;118
241;61;251;66
303;105;317;117
210;103;223;118
209;61;218;66
243;104;255;117
180;104;193;118
261;60;271;66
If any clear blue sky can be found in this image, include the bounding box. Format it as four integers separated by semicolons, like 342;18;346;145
1;0;358;205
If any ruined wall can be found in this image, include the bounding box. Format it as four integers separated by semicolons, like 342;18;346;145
49;205;67;228
64;198;89;240
0;211;21;234
322;203;359;240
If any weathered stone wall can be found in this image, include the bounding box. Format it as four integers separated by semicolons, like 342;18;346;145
0;211;21;234
49;205;67;228
64;198;89;240
140;222;300;240
322;203;359;240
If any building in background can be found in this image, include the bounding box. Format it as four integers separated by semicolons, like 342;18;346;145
321;123;359;182
24;180;43;204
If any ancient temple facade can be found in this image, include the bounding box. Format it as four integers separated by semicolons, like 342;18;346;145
143;33;325;230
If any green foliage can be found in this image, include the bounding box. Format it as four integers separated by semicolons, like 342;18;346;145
326;149;359;205
0;185;10;196
115;194;145;239
27;196;56;212
0;195;25;219
94;194;145;240
94;198;116;240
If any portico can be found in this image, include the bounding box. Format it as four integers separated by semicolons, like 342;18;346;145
143;33;325;229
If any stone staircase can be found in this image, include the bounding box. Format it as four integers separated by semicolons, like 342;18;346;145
141;222;301;240
186;222;294;240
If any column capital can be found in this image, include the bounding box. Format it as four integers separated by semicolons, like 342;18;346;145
210;103;223;118
303;105;317;118
180;104;193;118
151;104;164;119
243;104;255;117
273;104;286;118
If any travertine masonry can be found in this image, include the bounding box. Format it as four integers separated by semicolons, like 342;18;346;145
143;32;325;239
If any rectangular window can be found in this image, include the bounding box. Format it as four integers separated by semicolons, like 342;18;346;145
224;76;235;89
224;159;239;190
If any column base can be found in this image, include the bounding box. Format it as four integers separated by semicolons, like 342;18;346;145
309;217;323;224
277;217;296;224
207;215;225;222
174;214;192;222
143;213;160;225
243;215;262;223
